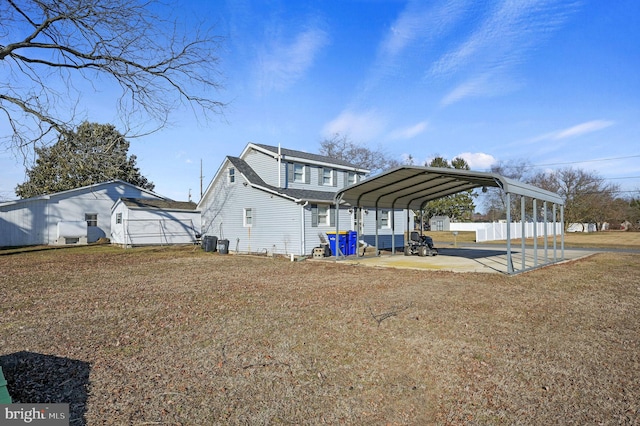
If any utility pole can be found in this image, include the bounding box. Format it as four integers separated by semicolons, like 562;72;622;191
200;159;204;199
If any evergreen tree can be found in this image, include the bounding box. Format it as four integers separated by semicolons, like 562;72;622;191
15;122;154;198
421;156;477;223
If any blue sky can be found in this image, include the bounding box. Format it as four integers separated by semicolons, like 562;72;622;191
1;0;639;205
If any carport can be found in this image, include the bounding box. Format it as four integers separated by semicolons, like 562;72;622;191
333;166;565;274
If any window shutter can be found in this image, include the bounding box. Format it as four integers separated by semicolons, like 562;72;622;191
318;167;323;185
311;204;318;227
330;206;335;227
332;170;337;187
343;171;348;187
304;165;310;184
252;208;256;227
288;162;294;183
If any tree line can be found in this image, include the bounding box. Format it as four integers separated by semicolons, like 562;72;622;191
321;136;640;231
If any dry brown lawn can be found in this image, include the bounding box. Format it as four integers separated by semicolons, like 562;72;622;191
1;245;639;425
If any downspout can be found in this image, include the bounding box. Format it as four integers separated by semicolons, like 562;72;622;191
278;144;282;188
300;201;308;256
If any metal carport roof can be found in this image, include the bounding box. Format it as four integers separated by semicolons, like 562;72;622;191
332;166;565;275
334;166;564;209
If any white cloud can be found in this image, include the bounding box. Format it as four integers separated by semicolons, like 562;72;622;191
380;1;468;59
525;120;615;144
388;120;429;140
431;1;579;105
258;26;329;94
456;152;497;170
322;110;388;141
553;120;614;139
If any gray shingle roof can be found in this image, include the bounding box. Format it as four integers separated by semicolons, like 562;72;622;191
253;144;363;169
120;198;198;211
227;156;336;203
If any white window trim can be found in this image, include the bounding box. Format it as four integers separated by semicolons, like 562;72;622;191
348;172;357;186
317;205;330;226
322;168;333;186
85;213;98;227
243;207;253;227
293;164;305;183
379;210;390;229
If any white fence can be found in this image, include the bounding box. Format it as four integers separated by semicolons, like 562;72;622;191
450;222;563;243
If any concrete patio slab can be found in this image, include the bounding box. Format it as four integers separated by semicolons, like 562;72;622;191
329;245;596;274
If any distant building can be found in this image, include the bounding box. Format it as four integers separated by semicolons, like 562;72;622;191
0;180;165;247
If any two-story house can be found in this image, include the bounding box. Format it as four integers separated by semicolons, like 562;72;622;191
198;143;408;256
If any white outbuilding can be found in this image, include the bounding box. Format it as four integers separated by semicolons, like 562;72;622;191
0;180;165;247
110;198;201;247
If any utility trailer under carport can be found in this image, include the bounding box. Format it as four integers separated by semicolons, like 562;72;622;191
333;166;565;275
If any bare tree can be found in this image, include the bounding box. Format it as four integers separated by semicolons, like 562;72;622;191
1;0;225;157
319;133;400;175
529;167;620;230
482;159;535;220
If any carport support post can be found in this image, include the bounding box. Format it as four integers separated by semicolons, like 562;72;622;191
391;209;396;255
334;197;343;259
506;192;513;274
521;195;526;272
561;204;565;260
405;209;410;250
543;201;549;263
375;206;380;256
553;203;557;261
533;199;538;268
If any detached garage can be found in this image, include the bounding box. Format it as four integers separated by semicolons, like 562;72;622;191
111;198;201;247
0;180;164;247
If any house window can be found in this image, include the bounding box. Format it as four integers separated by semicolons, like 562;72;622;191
378;211;390;229
347;172;357;186
317;205;329;226
311;204;334;227
229;168;235;183
322;168;333;186
293;164;305;182
85;213;98;227
116;213;122;224
244;208;253;227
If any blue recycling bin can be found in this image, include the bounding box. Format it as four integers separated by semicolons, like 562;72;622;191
327;232;348;256
347;231;358;255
